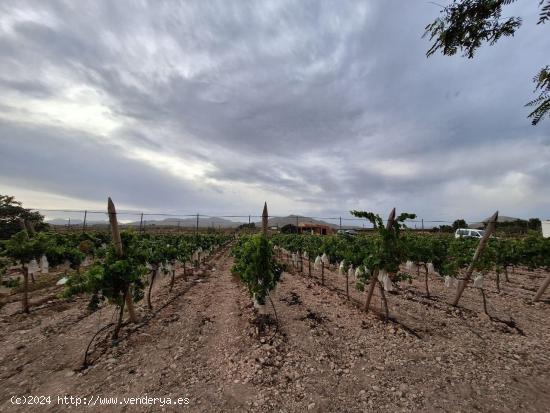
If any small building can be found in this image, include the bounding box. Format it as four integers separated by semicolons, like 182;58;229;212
298;222;334;235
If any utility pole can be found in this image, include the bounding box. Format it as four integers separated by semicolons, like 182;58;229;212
139;213;144;232
422;218;424;231
196;213;199;235
339;216;342;231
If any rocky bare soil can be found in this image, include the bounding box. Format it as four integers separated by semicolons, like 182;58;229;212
0;246;549;412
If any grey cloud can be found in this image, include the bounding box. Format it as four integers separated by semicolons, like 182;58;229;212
0;0;549;221
0;120;223;212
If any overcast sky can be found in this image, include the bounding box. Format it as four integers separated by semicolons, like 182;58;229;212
0;0;549;224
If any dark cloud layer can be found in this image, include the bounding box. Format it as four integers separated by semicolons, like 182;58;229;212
0;0;549;222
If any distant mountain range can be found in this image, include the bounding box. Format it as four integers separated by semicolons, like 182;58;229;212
46;218;107;226
46;215;359;229
48;214;527;231
47;216;242;228
468;215;521;229
127;216;243;228
257;215;354;230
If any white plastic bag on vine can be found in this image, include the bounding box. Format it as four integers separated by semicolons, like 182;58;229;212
302;251;308;260
427;263;435;274
321;253;329;265
40;255;49;274
314;256;322;270
28;259;40;274
347;265;354;278
292;253;298;267
339;261;345;275
253;296;266;315
381;272;395;292
405;261;413;271
355;266;363;279
473;275;484;289
378;269;386;283
444;276;458;288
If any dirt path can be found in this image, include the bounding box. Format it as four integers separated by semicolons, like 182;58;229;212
1;247;549;412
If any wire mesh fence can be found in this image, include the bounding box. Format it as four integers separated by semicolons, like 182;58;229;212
27;207;457;234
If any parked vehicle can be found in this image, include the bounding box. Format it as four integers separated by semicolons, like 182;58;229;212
454;228;485;239
337;229;358;236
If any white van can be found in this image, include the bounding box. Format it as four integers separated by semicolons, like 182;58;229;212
454;228;485;239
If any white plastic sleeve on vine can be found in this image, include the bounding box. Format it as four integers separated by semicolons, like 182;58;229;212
405;261;413;271
347;265;354;278
302;251;308;260
40;255;49;274
146;262;153;270
321;253;329;265
355;267;363;279
444;276;458;288
253;297;266;315
382;273;395;292
28;259;40;274
473;275;485;289
314;256;322;270
165;263;173;272
427;263;435;274
339;261;345;275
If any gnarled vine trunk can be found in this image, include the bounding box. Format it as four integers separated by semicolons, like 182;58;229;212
169;267;176;292
422;265;430;298
147;268;157;310
22;266;29;314
113;288;127;340
378;281;389;322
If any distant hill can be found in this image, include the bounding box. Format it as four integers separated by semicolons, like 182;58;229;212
47;216;242;228
47;218;107;226
126;216;244;228
253;215;335;229
255;215;360;230
47;214;362;230
468;215;521;229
